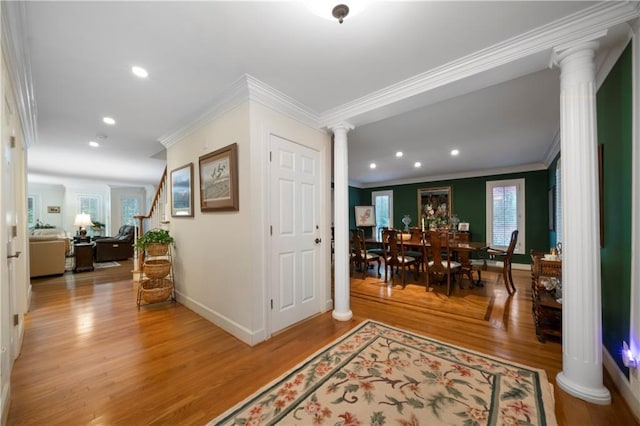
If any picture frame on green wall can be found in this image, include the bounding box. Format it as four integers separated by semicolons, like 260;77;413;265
418;186;452;229
354;206;375;227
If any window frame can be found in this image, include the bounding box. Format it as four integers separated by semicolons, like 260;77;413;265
27;194;37;228
371;190;393;239
77;194;101;225
485;178;525;254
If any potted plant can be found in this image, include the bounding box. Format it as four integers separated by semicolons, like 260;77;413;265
133;229;175;256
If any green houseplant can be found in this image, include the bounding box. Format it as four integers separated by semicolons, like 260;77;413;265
133;229;175;255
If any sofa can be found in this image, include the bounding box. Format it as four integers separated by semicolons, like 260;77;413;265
30;227;71;255
94;225;135;262
29;238;66;277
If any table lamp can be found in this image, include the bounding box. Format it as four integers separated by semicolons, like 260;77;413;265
74;213;94;237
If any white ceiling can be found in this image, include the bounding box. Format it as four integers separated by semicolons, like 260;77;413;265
14;1;638;187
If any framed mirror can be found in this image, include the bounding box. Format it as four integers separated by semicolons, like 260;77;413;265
418;186;452;229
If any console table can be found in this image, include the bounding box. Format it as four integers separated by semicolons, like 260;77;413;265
74;242;95;272
530;251;562;342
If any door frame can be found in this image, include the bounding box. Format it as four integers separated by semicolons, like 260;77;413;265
264;127;331;338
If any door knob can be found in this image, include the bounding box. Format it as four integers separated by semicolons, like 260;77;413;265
7;251;21;259
314;238;322;244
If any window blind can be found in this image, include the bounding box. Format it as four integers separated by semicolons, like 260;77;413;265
492;185;518;247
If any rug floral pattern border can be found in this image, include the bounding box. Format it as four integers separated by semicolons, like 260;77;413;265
211;320;556;426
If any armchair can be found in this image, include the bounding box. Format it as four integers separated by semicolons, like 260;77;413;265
94;225;136;262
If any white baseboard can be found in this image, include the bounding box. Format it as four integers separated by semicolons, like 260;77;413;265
175;290;266;346
603;347;640;422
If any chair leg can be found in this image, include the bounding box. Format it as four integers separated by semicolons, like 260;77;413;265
507;261;516;293
502;266;513;295
376;259;381;277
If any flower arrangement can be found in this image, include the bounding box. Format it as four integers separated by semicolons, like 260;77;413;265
422;203;449;230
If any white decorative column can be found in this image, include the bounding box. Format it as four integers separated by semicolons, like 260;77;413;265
553;40;611;404
331;122;354;321
629;19;640;403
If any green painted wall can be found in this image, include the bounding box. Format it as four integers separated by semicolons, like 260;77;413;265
358;170;549;264
598;42;632;375
548;155;559;248
348;186;363;230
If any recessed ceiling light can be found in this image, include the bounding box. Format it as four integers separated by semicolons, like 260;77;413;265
414;162;421;168
395;151;403;158
451;149;460;156
103;117;115;125
369;163;377;169
89;141;100;147
131;66;148;78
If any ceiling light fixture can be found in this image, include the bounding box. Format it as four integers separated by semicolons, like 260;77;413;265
332;4;349;23
395;151;403;158
103;117;115;125
304;1;367;23
451;149;460;156
369;163;377;169
414;162;421;168
89;141;99;147
131;66;149;78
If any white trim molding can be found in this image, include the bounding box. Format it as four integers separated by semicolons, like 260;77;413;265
321;1;640;128
159;74;322;148
1;1;37;148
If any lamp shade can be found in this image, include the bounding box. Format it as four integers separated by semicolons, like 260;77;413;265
73;213;94;228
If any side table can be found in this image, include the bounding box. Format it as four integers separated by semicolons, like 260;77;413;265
74;242;95;272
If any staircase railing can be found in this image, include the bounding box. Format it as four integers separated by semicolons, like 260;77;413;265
133;166;168;274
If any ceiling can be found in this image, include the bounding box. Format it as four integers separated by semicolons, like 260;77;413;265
13;1;638;188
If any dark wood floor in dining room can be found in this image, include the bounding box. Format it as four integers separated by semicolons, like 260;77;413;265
7;260;638;425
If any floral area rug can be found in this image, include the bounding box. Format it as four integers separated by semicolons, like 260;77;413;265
210;320;557;426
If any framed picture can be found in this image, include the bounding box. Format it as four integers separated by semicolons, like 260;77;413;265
47;206;60;213
171;163;194;217
418;186;452;228
199;143;239;212
458;222;469;232
354;206;375;227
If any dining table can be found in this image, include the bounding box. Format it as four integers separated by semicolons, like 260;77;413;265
363;234;489;287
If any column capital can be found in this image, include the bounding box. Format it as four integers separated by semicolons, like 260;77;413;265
328;121;354;134
550;31;606;68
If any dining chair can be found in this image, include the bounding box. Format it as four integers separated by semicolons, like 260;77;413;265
367;227;387;258
486;229;519;294
405;227;425;272
382;228;419;287
424;230;461;296
350;228;381;279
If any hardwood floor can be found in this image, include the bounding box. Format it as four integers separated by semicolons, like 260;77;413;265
8;261;638;425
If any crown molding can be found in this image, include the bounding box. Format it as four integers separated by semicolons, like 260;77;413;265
2;1;38;148
354;162;548;189
544;129;561;167
159;74;321;148
320;1;640;127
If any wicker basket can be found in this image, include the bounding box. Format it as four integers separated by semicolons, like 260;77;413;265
143;259;171;278
146;243;169;256
139;278;173;304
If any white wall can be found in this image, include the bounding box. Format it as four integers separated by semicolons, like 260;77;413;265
27;183;65;229
167;99;331;345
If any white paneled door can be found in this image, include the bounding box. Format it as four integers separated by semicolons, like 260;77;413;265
270;134;321;333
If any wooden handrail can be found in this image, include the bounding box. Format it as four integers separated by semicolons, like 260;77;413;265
134;166;168;272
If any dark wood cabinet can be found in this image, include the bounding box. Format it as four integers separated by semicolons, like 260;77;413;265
74;242;95;272
530;250;562;342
